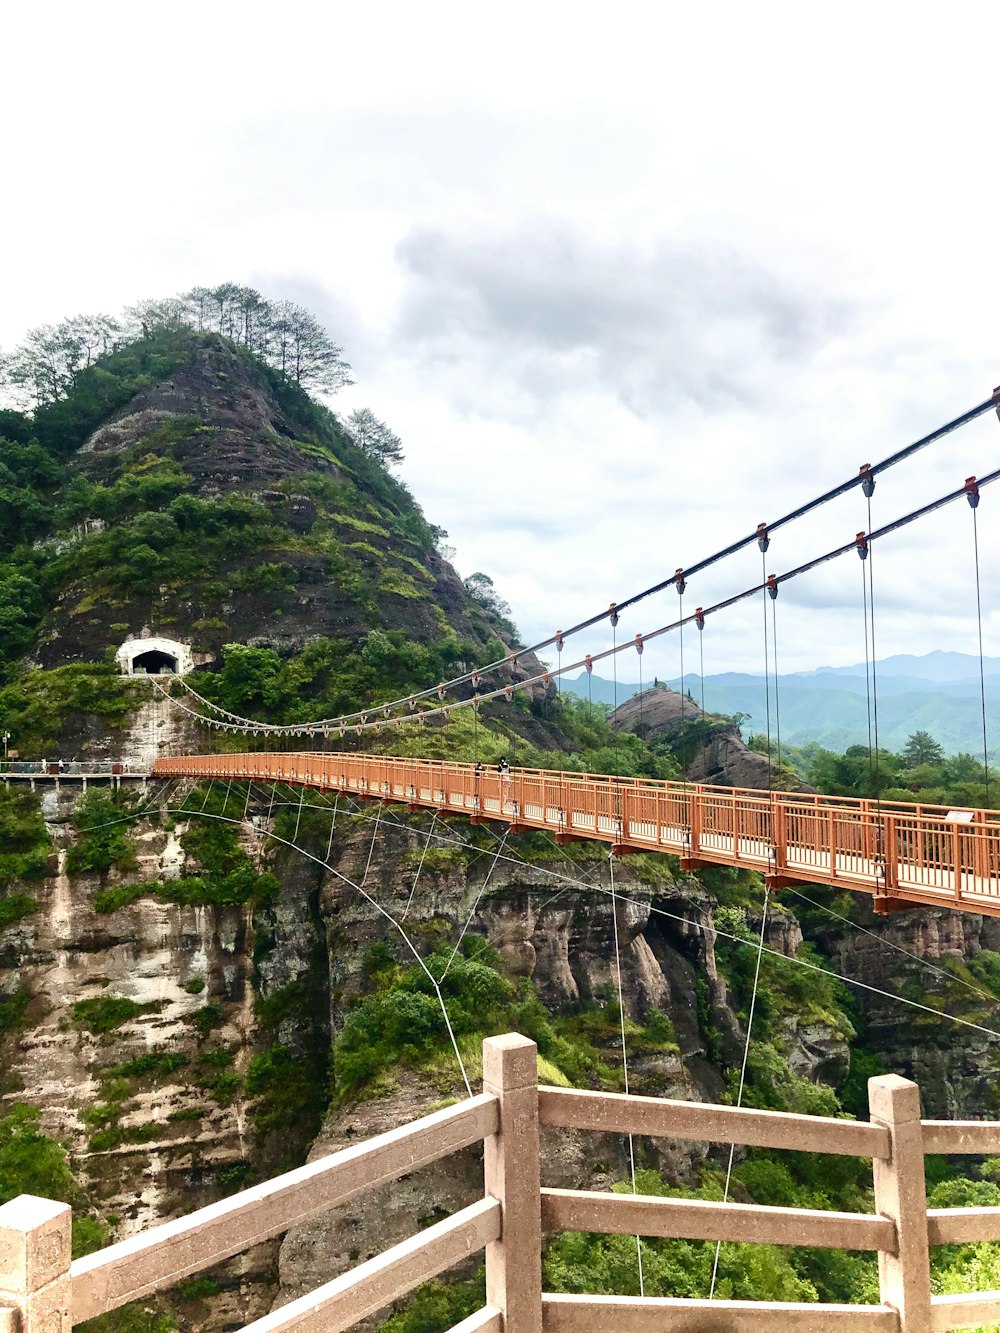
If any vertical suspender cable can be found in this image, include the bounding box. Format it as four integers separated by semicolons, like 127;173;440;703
610;851;644;1295
769;585;782;773
758;532;773;790
865;492;882;803
709;886;771;1299
967;479;991;804
698;611;706;714
861;557;875;793
611;606;619;735
679;584;685;731
636;633;645;741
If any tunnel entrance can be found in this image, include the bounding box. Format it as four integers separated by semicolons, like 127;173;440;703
116;635;193;677
132;649;178;675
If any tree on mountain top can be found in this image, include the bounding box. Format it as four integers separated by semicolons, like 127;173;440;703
345;408;404;467
3;315;126;406
2;286;353;407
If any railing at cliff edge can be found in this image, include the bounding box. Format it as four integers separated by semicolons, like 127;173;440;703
4;1035;1000;1330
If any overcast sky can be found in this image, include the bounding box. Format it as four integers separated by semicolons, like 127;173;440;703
4;2;1000;681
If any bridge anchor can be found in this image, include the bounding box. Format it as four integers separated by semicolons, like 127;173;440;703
765;873;798;891
873;894;909;916
679;856;715;872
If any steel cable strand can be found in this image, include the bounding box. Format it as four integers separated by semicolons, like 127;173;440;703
784;885;1000;1008
149;395;999;738
180;797;476;1098
971;497;992;804
610;850;645;1295
245;790;1000;1041
709;886;770;1300
152;459;1000;744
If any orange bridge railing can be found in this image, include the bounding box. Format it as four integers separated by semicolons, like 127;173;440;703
152;752;1000;917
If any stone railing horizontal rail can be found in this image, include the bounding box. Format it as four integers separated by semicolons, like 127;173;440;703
0;761;147;777
153;751;1000;918
3;1034;1000;1331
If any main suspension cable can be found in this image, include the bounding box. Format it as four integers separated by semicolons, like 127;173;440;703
155;394;1000;736
155;462;1000;742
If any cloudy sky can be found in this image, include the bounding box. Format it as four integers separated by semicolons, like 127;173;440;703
4;2;1000;681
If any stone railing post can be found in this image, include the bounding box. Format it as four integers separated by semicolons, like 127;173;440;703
0;1195;72;1332
869;1075;931;1333
483;1033;542;1333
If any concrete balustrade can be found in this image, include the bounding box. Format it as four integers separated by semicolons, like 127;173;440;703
6;1037;1000;1330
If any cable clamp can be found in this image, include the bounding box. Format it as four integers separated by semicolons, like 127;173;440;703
855;531;869;560
859;462;876;498
756;522;770;553
585;654;593;675
634;633;644;655
965;475;980;509
555;630;564;652
695;607;705;631
675;567;687;596
609;602;619;628
766;573;779;600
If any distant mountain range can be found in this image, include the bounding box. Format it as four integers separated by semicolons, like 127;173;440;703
562;651;1000;756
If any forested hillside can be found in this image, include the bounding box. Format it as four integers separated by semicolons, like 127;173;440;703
1;298;1000;1331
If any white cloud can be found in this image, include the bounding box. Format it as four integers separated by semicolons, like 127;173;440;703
4;1;1000;681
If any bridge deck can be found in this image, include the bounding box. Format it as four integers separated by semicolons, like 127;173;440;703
153;753;1000;918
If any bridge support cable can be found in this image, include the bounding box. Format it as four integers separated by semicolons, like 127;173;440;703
154;457;1000;747
766;575;782;774
158;785;1000;1055
709;886;771;1300
757;529;773;789
785;885;1000;1008
967;478;992;804
860;472;883;805
609;850;644;1295
325;797;339;865
402;811;438;922
438;831;509;983
676;575;685;745
860;550;876;796
145;394;1000;742
696;607;706;715
180;792;478;1099
360;802;383;889
322;798;1000;1043
610;604;619;731
636;632;644;739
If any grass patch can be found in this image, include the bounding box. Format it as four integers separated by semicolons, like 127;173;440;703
72;996;160;1034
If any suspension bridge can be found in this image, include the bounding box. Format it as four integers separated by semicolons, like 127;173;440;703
141;386;1000;921
153;751;1000;918
10;393;1000;1333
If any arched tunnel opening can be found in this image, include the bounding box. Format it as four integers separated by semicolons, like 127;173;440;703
131;649;178;675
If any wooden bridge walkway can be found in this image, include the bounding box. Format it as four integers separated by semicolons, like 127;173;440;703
153;753;1000;918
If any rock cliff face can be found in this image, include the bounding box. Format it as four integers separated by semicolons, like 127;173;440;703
807;899;1000;1115
5;325;1000;1330
6;770;1000;1326
33;334;539;697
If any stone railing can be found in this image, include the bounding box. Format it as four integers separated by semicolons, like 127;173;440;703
0;761;147;777
2;1034;1000;1331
